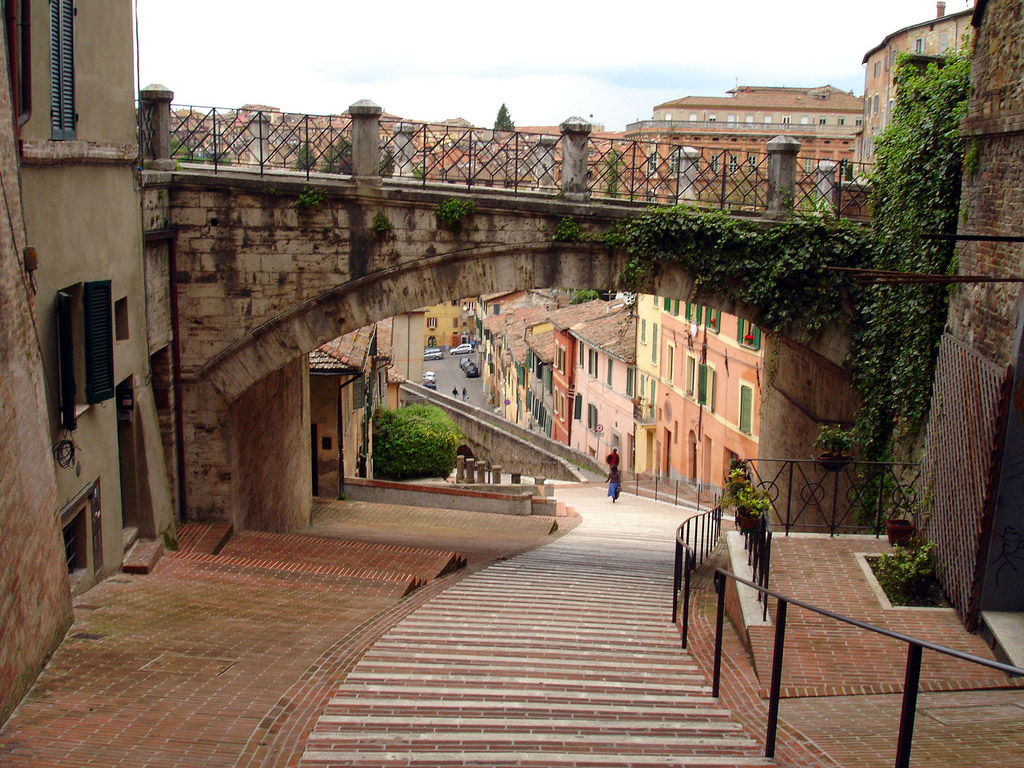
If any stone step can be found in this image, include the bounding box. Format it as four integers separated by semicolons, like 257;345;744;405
121;538;163;574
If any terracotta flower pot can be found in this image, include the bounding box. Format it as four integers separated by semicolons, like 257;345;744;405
736;511;760;531
886;518;915;546
815;451;852;472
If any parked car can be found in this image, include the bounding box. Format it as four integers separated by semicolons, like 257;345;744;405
450;343;473;355
422;371;436;381
422;379;438;390
459;357;474;371
464;363;480;378
424;347;443;361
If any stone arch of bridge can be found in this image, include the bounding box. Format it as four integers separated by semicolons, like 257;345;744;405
182;236;855;532
159;173;856;532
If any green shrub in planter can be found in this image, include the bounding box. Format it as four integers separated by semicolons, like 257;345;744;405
373;405;463;479
871;540;938;606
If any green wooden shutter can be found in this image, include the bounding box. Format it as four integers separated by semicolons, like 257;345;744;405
709;369;717;412
56;291;77;430
752;326;762;350
737;318;747;344
50;0;76;140
695;305;704;325
663;297;671;310
739;385;753;434
697;363;708;405
626;368;634;397
83;281;114;404
574;393;582;419
652;324;658;363
352;377;366;409
544;366;552;394
606;358;613;386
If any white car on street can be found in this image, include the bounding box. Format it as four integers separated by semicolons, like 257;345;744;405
450;343;473;355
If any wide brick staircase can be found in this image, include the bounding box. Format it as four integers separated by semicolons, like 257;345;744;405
175;522;465;596
300;490;769;768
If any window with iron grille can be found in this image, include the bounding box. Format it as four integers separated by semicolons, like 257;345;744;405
50;0;75;140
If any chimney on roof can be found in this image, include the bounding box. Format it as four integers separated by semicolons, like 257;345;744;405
936;1;946;17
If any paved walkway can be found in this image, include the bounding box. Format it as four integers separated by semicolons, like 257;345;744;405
301;485;765;767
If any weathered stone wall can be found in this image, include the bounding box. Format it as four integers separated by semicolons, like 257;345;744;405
946;0;1024;364
228;356;311;531
0;50;72;725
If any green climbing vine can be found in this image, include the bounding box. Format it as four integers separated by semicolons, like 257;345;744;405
851;50;970;460
612;207;873;333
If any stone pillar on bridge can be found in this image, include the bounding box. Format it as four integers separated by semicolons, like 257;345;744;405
765;135;801;220
559;117;592;201
535;135;558;189
814;160;839;210
456;455;465;483
392;122;417;178
139;84;175;171
349;100;383;185
465;458;476;484
677;146;701;202
245;111;272;168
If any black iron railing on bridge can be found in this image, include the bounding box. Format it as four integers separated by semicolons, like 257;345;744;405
158;103;872;219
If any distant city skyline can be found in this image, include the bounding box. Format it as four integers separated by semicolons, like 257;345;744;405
136;0;975;130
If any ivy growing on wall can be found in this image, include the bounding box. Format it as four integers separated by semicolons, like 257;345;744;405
851;50;970;460
613;207;873;333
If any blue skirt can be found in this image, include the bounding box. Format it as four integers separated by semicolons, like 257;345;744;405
608;482;620;498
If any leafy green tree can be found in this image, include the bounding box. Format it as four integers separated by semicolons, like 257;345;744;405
320;137;351;174
294;141;317;171
570;290;601;305
373;405;463;479
494;104;515;132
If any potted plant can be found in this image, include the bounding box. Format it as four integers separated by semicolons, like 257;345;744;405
722;466;771;530
886;517;916;546
812;424;854;471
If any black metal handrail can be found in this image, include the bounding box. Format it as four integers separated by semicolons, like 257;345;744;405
709;567;1024;767
672;504;724;648
625;471;722;511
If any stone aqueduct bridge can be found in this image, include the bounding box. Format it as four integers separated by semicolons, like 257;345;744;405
140;94;859;532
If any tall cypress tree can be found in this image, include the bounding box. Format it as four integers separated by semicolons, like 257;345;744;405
494;104;515;131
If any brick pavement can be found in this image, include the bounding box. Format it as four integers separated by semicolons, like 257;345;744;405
0;504;562;768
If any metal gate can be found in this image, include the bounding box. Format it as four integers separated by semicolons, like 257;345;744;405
923;334;1012;624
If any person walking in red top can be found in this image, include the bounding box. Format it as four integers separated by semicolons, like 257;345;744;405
606;447;619;468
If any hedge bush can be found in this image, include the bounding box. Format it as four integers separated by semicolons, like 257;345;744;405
372;405;463;479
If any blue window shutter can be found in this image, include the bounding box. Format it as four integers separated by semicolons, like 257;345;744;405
56;291;77;430
83;281;114;403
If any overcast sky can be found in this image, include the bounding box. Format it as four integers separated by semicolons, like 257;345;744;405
136;0;974;131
